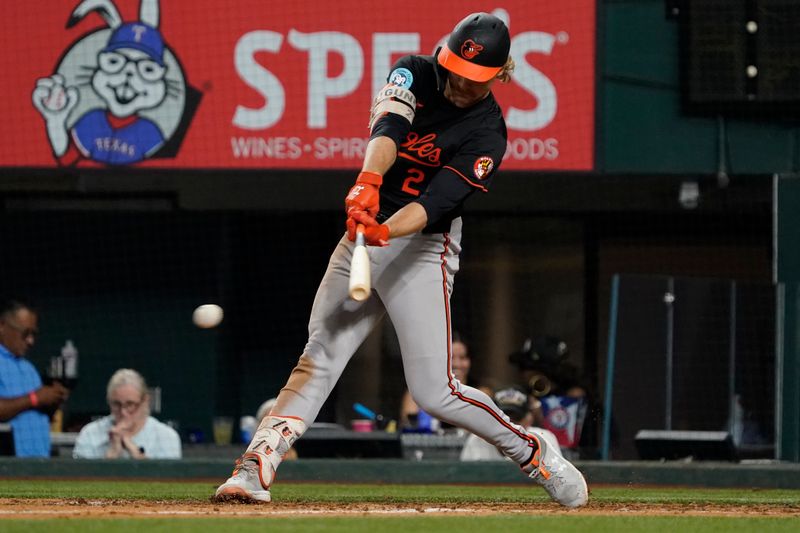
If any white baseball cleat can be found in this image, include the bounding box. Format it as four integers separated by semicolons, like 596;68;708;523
525;428;588;508
213;452;273;503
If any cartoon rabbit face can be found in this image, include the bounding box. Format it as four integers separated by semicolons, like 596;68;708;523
91;23;167;118
34;0;193;165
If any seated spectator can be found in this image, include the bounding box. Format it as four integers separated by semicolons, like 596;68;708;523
73;369;181;459
460;386;560;461
0;298;69;457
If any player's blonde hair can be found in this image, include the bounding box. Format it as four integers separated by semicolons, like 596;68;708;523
496;56;515;83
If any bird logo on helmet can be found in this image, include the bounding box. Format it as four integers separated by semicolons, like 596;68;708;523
460;39;484;60
437;12;510;82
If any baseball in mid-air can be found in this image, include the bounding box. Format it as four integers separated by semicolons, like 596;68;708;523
192;304;224;329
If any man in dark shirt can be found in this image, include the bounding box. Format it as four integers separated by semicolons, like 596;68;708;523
214;12;587;508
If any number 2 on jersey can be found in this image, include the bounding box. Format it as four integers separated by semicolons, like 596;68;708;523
401;169;426;197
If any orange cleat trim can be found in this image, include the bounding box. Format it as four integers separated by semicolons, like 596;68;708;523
527;434;552;479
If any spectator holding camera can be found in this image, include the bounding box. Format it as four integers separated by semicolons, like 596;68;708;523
0;298;69;457
509;336;587;400
509;336;593;452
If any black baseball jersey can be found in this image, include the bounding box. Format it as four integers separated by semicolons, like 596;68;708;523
371;54;507;234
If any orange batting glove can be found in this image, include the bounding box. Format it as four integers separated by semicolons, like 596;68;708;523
347;209;390;247
345;171;382;218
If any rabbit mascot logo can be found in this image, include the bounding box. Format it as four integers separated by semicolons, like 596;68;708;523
32;0;200;166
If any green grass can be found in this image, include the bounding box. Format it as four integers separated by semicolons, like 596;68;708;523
0;481;798;532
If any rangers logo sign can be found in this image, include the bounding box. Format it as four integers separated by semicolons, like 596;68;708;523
31;0;201;167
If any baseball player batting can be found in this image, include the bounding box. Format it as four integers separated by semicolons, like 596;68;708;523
214;12;588;508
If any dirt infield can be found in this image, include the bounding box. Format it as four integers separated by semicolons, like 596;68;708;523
1;499;799;518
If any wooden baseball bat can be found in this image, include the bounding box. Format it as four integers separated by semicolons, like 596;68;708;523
348;224;371;301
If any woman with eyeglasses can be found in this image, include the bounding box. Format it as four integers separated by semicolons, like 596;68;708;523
73;368;181;459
